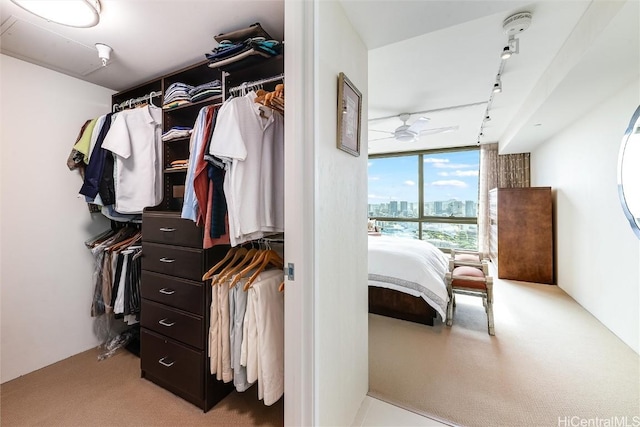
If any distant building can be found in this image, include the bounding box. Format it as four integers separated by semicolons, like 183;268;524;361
434;201;443;215
389;201;398;216
465;200;476;217
400;201;408;216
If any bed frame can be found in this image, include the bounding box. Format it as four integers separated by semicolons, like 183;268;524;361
368;287;438;326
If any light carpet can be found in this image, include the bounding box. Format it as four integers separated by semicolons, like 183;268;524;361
0;348;283;426
369;277;640;427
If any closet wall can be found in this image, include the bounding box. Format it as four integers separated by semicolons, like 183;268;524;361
0;55;114;382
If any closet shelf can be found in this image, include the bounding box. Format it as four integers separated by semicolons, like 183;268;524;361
163;136;191;144
164;167;188;174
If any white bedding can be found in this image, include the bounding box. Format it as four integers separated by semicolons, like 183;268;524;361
368;235;449;321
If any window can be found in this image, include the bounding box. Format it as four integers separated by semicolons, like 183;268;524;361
368;147;479;250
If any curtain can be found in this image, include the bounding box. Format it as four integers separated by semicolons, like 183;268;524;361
478;144;530;254
498;152;530;188
478;144;498;255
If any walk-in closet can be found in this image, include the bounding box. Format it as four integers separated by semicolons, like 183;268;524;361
76;22;287;412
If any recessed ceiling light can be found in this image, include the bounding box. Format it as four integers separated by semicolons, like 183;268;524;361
10;0;101;28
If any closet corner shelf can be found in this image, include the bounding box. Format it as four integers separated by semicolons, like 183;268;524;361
163;136;191;144
162;95;223;113
165;168;189;174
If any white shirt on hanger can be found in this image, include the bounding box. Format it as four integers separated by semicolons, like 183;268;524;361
102;105;163;214
208;91;284;246
248;269;284;406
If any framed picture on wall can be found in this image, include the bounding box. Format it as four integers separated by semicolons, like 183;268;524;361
337;72;362;157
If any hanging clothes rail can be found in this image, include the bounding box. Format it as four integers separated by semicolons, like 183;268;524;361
113;91;162;112
228;73;284;97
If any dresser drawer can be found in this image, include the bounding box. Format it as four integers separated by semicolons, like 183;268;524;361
143;212;202;248
141;271;204;315
141;329;203;399
141;300;204;349
142;242;204;281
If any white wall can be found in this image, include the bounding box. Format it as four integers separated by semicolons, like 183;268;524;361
531;79;640;354
314;1;369;425
0;55;113;382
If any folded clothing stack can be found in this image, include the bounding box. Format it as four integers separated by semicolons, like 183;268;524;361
188;80;222;103
163;82;194;109
206;23;282;72
168;159;189;170
206;38;282;71
162;126;193;142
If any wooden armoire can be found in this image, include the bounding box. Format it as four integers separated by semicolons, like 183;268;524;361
489;187;554;284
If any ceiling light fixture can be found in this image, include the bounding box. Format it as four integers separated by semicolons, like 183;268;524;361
501;35;520;60
477;11;532;144
10;0;101;28
492;77;502;93
95;43;112;66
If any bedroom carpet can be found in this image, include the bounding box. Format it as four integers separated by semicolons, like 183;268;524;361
368;276;640;427
0;348;283;426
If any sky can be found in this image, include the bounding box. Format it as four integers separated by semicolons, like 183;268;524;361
368;150;480;204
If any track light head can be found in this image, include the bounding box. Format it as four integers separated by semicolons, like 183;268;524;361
493;79;502;93
501;46;513;60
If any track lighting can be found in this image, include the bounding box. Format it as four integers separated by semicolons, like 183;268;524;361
501;35;520;60
478;12;532;144
493;78;502;94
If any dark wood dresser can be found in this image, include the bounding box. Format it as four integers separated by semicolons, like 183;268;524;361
140;211;232;411
489;187;554;284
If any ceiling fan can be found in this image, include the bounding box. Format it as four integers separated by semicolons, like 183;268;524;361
369;112;459;143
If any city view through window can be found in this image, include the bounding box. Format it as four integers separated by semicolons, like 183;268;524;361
368;149;480;250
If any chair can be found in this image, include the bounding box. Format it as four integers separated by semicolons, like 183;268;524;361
450;248;488;264
445;249;495;336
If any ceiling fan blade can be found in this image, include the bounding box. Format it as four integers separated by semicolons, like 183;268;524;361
369;129;394;134
407;117;430;133
418;125;460;136
368;136;395;142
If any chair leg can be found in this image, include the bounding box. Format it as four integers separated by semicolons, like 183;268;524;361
487;300;495;336
486;277;494;336
445;273;453;326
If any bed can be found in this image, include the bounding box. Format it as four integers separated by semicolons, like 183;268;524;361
368;235;449;326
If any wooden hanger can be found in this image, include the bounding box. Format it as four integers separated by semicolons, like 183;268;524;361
203;247;238;281
224;248;260;287
107;230;141;252
228;249;269;288
243;250;284;291
211;247;248;285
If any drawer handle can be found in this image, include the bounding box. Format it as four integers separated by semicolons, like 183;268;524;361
158;318;175;327
159;288;175;295
159;227;176;232
159;257;175;263
158;357;174;367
